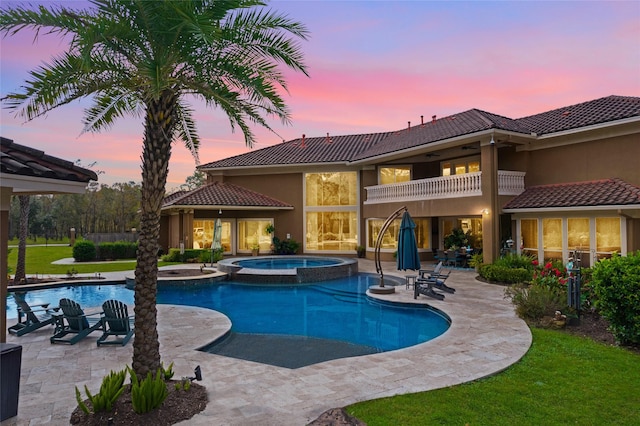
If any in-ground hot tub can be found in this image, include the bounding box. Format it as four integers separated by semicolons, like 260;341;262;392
216;256;358;284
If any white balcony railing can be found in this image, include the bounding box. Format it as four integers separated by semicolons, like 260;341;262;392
364;170;525;204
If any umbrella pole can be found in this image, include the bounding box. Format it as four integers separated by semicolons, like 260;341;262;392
373;206;407;290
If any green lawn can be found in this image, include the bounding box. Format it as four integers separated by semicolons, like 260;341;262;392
347;328;640;425
7;245;175;276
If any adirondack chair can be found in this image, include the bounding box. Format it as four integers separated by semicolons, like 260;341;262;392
8;293;58;336
50;298;103;345
418;262;456;294
97;300;134;347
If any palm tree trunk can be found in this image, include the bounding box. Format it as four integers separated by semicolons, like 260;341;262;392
132;91;177;379
14;195;30;284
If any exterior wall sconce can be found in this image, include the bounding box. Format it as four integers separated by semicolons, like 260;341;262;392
218;209;222;215
481;208;490;215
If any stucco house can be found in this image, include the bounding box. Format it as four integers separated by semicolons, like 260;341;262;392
160;95;640;266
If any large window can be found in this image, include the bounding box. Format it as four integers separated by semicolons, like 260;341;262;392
379;166;411;185
368;218;430;250
568;218;590;251
441;157;480;176
520;219;538;256
517;216;622;264
542;218;562;259
305;172;356;206
193;220;214;249
193;219;232;252
238;219;273;253
596;217;621;258
305;172;358;252
441;217;482;249
306;211;357;251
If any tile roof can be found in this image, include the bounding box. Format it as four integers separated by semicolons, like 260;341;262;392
352;109;531;161
1;137;98;183
516;95;640;135
162;181;293;209
200;95;640;169
502;178;640;210
199;132;392;169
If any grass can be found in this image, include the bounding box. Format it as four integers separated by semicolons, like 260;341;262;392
7;236;70;246
7;245;175;276
347;328;640;425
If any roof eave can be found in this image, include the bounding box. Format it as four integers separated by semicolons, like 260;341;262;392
162;205;294;211
0;173;94;194
536;116;640;139
503;204;640;214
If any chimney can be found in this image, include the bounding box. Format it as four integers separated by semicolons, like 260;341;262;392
432;115;437;123
421;115;424;126
408;121;411;131
300;134;306;148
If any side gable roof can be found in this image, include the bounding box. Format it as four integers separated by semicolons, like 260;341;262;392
1;137;98;183
162;181;293;209
503;178;640;210
516;95;640;136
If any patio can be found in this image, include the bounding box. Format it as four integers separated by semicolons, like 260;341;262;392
2;260;531;425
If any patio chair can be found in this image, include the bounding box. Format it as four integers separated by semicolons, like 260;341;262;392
8;293;58;337
50;298;103;345
418;262;456;294
97;299;134;347
414;279;445;300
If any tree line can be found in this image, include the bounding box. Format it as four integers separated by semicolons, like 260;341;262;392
8;181;142;241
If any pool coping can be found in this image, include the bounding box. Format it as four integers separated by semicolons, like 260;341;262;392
6;265;532;425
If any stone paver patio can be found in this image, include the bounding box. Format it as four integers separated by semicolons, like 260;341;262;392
2;260;531;425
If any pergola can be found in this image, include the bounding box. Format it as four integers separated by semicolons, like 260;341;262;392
0;137;98;342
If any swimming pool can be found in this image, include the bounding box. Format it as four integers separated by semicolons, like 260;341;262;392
217;255;358;283
7;274;450;362
234;257;342;269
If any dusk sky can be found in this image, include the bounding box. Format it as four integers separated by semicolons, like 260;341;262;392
1;1;639;189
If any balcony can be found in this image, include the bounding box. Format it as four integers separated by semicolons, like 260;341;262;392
364;170;525;204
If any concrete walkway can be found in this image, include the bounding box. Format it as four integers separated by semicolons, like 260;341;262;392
2;260;531;425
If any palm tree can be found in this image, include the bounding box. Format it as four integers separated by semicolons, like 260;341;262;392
1;0;308;378
13;195;30;284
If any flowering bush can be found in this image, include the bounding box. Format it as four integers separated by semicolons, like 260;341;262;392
531;260;568;296
506;258;570;323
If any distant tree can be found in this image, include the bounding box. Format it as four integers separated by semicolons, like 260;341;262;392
180;170;206;191
1;0;308;378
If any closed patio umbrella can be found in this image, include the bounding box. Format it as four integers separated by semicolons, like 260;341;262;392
396;210;421;271
211;218;222;266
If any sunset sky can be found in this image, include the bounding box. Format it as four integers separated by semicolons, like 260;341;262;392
1;0;639;188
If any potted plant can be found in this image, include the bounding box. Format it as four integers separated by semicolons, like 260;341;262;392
356;245;366;258
251;244;259;256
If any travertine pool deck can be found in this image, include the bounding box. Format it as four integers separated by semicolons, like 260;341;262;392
2;260;531;425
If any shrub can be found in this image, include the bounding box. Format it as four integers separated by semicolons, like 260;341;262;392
271;237;300;255
161;248;212;263
129;368;169;414
493;253;536;270
479;264;531;284
96;241;137;260
75;368;127;414
505;283;566;322
591;251;640;345
73;240;96;262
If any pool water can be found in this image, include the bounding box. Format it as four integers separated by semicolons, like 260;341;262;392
234;257;341;269
7;274;450;355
